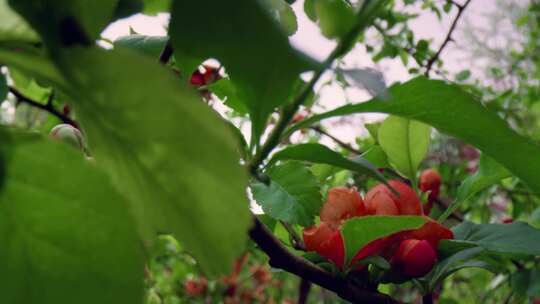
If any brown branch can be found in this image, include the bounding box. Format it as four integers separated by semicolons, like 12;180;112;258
248;218;399;304
9;87;77;126
422;293;434;304
433;197;464;221
298;278;312;304
159;40;173;65
424;0;473;76
159;40;173;64
309;126;362;155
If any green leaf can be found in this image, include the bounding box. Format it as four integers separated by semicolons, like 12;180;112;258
0;72;7;101
0;48;67;91
378;115;431;182
341;216;426;265
271;143;388;185
365;122;381;141
457;155;510;202
8;0;119;46
425;247;485;291
304;0;317;21
0;128;143;304
251;161;322;227
453;221;540;256
350;255;391;270
455;69;471;81
0;0;39;42
439;155;510;222
62;48;251;275
315;0;355;39
359;145;389;169
258;0;298;36
169;0;313;141
113;0;144;19
208;78;249;115
0;46;252;275
285;77;540;198
143;0;171;14
113;35;167;59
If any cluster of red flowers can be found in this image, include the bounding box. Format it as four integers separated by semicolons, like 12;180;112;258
303;176;452;278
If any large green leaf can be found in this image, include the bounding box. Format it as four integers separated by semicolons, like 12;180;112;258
341;216;426;265
453;221;540;256
0;46;252;275
251;161;322;227
9;0;118;46
0;0;39;42
271;143;388;185
169;0;312;141
439;155;511;222
378;115;431;182
0;129;143;304
286;76;540;195
58;48;251;275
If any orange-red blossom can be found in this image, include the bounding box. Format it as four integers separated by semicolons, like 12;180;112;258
303;181;453;278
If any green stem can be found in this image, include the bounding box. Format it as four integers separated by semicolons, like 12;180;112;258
247;0;390;175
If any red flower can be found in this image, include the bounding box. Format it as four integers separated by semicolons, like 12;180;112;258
365;180;422;216
184;277;208;297
420;169;442;199
302;183;453;277
320;187;366;227
392;239;437;277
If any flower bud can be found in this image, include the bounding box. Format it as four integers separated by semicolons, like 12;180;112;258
365;180;422;216
184;277;208;296
420;169;441;199
320;187;366;226
49;124;86;152
303;222;344;268
392;239;437;278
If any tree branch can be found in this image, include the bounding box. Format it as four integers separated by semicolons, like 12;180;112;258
248;218;399;304
298;278;312;304
9;87;77;126
159;40;173;65
309;126;362;155
424;0;473;76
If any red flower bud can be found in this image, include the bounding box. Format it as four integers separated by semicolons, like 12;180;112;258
292;113;305;123
502;217;513;224
420;169;441;199
190;72;205;86
303;222;344;268
392;239;437;278
184;277;207;296
320;187;366;226
365;180;422;216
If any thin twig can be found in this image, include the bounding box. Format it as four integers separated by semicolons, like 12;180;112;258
298;278;312;304
158;40;173;65
309;126;362;155
424;0;473;76
9;87;77;126
280;221;306;251
433;197;464;221
422;293;434;304
248;218;399;304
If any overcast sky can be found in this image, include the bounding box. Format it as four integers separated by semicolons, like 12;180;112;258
100;0;519;145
